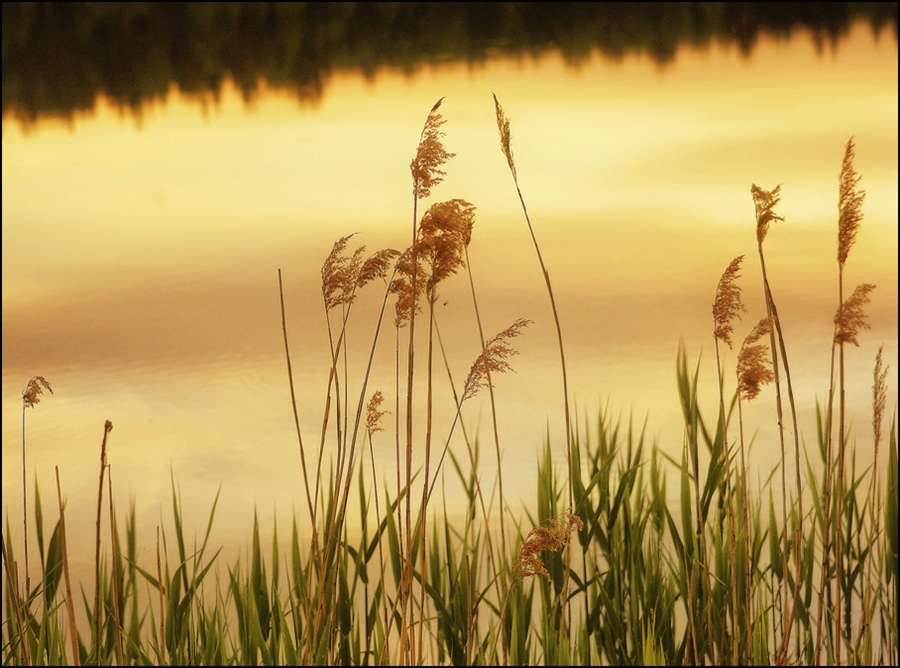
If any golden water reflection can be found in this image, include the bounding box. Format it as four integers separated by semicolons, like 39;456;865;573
2;22;897;585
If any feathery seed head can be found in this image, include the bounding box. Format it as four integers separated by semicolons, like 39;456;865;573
358;248;400;289
389;245;429;328
418;199;475;292
513;510;582;580
323;237;399;310
322;234;365;310
872;345;888;450
750;184;784;246
737;317;776;401
22;376;53;409
493;93;517;181
713;255;747;349
462;318;531;402
834;283;876;347
366;391;387;435
410;97;456;200
838;137;865;268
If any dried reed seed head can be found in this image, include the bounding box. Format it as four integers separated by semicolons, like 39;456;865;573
838;137;866;268
418;199;476;290
358;248;401;288
492;93;517;180
872;345;888;449
513;511;582;580
410;97;456;200
514;554;551;579
737;316;776;401
22;376;53;409
322;234;366;310
566;510;584;532
366;391;388;434
389;245;429;328
713;255;748;349
750;184;785;246
462;318;531;402
834;283;876;347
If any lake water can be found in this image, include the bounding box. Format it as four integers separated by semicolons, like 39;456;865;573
2;16;897;590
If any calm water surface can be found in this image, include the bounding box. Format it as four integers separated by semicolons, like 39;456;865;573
2;21;897;584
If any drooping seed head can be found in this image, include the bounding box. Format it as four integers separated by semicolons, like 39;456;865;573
737;317;776;401
750;184;784;246
834;283;876;347
22;376;53;409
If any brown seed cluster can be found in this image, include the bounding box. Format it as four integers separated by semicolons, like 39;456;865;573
737;317;776;401
390;199;476;326
872;345;888;450
834;283;876;347
513;511;583;580
366;391;387;435
713;255;747;350
322;234;399;311
493;93;517;182
462;318;531;403
837;137;865;269
750;184;784;246
22;376;53;409
410;98;456;200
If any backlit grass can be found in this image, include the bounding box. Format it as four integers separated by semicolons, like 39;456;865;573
2;99;896;666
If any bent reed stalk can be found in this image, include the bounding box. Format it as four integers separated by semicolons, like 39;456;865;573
2;114;895;667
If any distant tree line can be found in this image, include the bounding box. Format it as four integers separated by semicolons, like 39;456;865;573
2;2;896;125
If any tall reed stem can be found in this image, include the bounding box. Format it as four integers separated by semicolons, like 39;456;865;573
20;376;53;608
91;420;113;663
55;466;79;666
493;94;576;645
108;469;124;666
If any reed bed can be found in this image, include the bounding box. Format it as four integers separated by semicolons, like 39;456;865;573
2;101;896;666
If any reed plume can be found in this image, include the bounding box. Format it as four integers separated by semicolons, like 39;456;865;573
366;390;387;435
390;245;428;328
462;318;531;402
417;198;475;295
837;137;865;269
322;234;366;310
22;375;52;409
494;95;516;182
872;346;888;451
411;97;455;200
714;255;748;350
513;511;583;580
834;283;876;347
752;183;784;246
359;248;400;287
737;317;776;401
